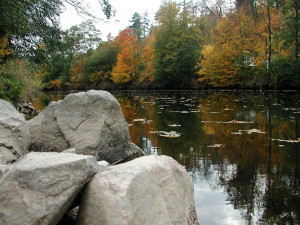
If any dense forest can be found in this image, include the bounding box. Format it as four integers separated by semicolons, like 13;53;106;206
0;0;300;102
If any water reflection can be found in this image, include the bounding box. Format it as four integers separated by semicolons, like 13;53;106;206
33;90;300;225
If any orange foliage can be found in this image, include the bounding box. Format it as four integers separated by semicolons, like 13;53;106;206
49;79;62;89
140;33;155;82
111;29;142;84
70;58;84;87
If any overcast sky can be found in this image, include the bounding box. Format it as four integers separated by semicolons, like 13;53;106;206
60;0;165;40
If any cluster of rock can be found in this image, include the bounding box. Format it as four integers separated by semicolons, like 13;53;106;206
0;90;199;225
16;101;39;117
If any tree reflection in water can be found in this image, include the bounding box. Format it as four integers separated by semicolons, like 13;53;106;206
34;90;300;225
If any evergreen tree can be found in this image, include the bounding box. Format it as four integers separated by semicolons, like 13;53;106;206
142;11;151;38
129;12;142;41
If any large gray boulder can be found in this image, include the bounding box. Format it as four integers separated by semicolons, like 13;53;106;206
76;155;199;225
0;99;25;127
0;152;98;225
0;99;28;164
25;90;144;163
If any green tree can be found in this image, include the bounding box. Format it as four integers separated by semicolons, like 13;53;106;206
0;0;111;58
154;1;202;88
129;12;142;41
281;0;300;62
41;20;102;88
81;41;119;84
63;20;102;55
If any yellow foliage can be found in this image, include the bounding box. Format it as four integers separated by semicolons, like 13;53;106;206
198;4;282;87
111;51;133;84
198;14;243;87
111;29;142;84
0;35;13;62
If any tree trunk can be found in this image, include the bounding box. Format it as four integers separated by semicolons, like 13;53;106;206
295;0;299;61
267;0;272;69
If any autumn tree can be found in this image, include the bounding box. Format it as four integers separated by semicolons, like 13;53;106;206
140;33;155;83
111;28;142;84
199;7;258;87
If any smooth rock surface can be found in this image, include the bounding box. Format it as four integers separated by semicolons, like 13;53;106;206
0;152;98;225
76;155;199;225
97;160;110;169
25;90;144;163
0;99;28;164
0;165;9;178
0;99;25;127
62;148;76;154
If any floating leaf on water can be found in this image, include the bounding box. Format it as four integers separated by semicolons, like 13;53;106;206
159;131;181;138
201;120;222;124
133;118;152;124
184;104;195;107
210;112;220;114
144;120;153;124
233;120;253;124
246;129;265;134
232;129;265;134
142;101;155;105
202;120;253;124
224;108;233;111
165;100;177;104
278;145;285;147
272;138;300;143
231;131;243;135
151;130;181;138
207;144;222;148
168;124;181;127
283;108;298;111
133;118;145;122
128;123;134;127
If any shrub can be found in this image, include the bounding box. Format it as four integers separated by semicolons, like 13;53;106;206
0;59;42;102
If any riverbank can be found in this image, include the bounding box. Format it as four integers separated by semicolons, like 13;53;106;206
0;90;199;225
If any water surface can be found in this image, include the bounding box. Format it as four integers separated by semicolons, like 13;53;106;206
33;90;300;225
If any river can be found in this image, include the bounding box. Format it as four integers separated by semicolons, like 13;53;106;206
33;90;300;225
